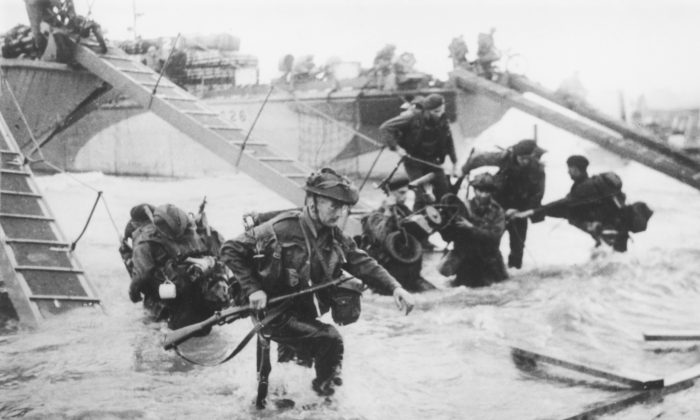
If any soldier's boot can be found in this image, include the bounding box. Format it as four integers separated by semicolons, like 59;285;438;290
311;378;335;396
312;365;342;396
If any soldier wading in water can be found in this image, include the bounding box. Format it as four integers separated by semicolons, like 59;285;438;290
221;168;415;397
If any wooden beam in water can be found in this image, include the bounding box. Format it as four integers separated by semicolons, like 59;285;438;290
511;346;664;390
563;363;700;420
643;331;700;341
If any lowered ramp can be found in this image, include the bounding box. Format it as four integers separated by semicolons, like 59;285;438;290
0;112;100;329
70;42;312;206
450;69;700;191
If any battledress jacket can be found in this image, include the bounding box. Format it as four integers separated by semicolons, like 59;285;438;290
379;109;457;165
462;149;546;213
220;209;402;320
130;224;212;298
539;174;626;225
441;196;508;286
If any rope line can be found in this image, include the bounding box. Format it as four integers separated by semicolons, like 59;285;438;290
1;69;123;246
70;191;102;251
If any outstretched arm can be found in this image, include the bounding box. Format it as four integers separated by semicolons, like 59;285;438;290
379;111;413;151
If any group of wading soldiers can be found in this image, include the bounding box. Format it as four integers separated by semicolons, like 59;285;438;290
120;92;652;406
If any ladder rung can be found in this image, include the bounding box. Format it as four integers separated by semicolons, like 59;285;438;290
158;95;197;102
232;141;266;147
0;190;41;198
184;110;219;116
207;125;239;131
259;157;295;162
16;266;83;273
101;54;135;62
29;295;99;303
0;213;53;221
6;239;69;247
0;169;29;176
117;67;154;75
141;81;177;89
0;150;19;154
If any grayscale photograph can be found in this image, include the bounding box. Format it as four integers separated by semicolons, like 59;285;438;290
1;1;699;419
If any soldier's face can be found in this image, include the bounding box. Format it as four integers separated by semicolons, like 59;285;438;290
427;105;445;121
474;189;491;205
568;165;585;181
392;187;409;204
313;196;348;227
516;154;535;166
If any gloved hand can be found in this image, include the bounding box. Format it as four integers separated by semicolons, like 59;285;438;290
128;282;142;303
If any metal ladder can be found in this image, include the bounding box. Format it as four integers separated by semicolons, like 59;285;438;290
71;42;313;206
451;68;700;191
0;112;100;329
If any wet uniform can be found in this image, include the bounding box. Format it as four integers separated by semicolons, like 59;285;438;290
539;173;629;251
221;208;401;385
380;108;457;210
463;149;545;268
439;194;508;287
129;224;213;318
359;201;431;294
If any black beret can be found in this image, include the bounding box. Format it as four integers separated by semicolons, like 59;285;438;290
387;175;410;191
512;139;546;156
423;93;445;111
566;155;589;170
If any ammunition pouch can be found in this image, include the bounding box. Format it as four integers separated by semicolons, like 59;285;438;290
330;278;364;326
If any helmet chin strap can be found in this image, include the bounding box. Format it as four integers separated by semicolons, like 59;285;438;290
312;195;322;225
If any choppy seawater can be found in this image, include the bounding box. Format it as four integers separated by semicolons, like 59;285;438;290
1;160;700;420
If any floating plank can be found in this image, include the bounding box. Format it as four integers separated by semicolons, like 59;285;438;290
511;346;664;390
643;331;700;341
563;363;700;420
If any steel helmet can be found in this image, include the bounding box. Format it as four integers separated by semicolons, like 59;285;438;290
304;168;359;205
153;204;191;239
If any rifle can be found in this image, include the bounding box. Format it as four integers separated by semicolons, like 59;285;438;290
450;147;475;194
163;275;354;350
197;196;211;237
375;155;406;193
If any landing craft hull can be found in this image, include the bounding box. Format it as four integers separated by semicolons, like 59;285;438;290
0;59;510;178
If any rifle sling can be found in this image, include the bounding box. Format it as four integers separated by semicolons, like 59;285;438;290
173;300;291;367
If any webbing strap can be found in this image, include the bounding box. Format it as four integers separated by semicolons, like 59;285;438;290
172;301;291;367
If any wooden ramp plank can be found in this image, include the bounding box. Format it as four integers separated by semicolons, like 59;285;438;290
451;69;700;191
0;111;101;328
72;43;308;207
643;331;700;341
508;74;700;172
511;346;663;390
70;42;374;213
563;363;700;420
